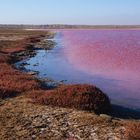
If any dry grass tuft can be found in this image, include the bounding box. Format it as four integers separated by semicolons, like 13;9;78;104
126;121;140;140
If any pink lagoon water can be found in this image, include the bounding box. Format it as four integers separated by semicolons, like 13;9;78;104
24;29;140;110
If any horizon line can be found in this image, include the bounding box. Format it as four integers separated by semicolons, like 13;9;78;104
1;24;140;26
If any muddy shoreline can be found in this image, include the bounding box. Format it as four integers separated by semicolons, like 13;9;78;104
14;33;64;88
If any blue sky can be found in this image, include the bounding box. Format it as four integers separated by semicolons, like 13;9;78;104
0;0;140;25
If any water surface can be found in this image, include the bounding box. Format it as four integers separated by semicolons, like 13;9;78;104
21;29;140;110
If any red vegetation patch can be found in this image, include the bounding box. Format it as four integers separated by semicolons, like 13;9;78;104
0;40;26;53
0;35;43;54
27;36;41;43
0;53;11;63
28;84;111;114
0;63;41;99
0;87;18;99
1;40;32;54
126;121;140;140
0;33;48;99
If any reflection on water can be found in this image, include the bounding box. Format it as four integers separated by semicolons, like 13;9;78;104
21;29;140;110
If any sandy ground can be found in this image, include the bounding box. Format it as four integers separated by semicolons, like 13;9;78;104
0;95;126;140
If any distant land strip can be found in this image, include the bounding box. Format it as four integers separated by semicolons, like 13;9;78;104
0;24;140;29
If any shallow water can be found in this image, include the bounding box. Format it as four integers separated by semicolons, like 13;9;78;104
19;29;140;110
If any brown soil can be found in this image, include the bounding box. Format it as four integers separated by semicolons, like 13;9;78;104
0;95;126;140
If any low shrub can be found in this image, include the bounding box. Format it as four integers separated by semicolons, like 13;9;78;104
0;53;11;63
0;36;42;54
0;87;18;99
28;36;41;43
0;63;41;99
28;84;111;114
0;40;27;53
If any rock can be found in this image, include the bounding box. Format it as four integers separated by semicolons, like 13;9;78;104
32;135;36;138
33;63;39;66
100;114;112;122
100;114;112;119
35;40;55;50
32;119;47;128
27;71;39;75
16;126;22;131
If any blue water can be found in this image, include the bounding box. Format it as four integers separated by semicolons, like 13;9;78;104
16;31;140;111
